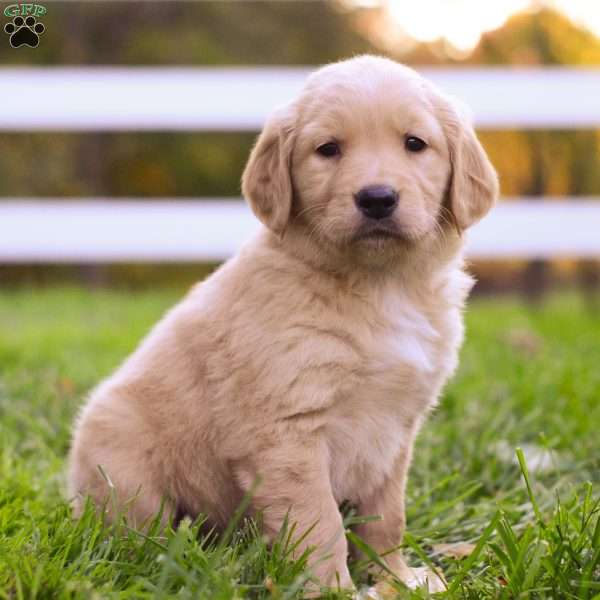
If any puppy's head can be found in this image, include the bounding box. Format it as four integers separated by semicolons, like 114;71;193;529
242;55;498;264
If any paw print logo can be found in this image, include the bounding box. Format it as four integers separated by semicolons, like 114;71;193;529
4;15;45;48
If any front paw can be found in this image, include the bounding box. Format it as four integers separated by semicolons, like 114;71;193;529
368;567;446;597
365;555;446;597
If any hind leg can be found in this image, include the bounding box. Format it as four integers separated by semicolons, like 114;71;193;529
68;403;173;528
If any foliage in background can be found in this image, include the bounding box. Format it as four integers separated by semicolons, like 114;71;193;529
0;1;374;199
470;9;600;198
0;2;599;200
1;1;599;290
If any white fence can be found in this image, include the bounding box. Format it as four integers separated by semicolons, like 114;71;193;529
2;67;600;130
1;199;599;262
1;67;599;262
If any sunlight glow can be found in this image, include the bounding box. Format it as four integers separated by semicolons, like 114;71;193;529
379;0;600;52
386;0;530;51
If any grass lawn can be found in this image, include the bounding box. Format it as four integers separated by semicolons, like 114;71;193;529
0;286;599;599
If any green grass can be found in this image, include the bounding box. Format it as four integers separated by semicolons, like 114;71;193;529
0;287;599;599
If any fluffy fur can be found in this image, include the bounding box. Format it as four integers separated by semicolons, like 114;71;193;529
68;55;498;591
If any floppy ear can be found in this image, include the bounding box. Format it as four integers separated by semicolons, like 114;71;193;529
241;105;296;237
436;95;499;231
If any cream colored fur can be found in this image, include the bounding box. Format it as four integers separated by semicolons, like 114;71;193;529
68;55;497;592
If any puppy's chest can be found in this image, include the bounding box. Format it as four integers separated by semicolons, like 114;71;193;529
320;293;446;501
338;291;445;394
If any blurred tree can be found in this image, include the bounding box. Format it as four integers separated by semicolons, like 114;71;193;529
397;8;600;198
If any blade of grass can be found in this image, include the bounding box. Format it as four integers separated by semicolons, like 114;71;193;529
516;447;544;527
447;510;501;594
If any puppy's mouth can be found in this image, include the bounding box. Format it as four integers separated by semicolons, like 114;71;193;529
351;222;405;243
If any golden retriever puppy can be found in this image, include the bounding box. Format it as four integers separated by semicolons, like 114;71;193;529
68;55;497;592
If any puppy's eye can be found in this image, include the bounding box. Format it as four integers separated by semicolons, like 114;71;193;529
405;136;427;153
316;142;341;158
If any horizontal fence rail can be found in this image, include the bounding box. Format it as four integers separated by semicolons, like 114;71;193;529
0;199;599;263
1;67;600;130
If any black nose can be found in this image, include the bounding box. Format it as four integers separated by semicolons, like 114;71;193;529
354;185;399;220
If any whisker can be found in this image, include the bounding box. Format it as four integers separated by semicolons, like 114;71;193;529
292;203;329;225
